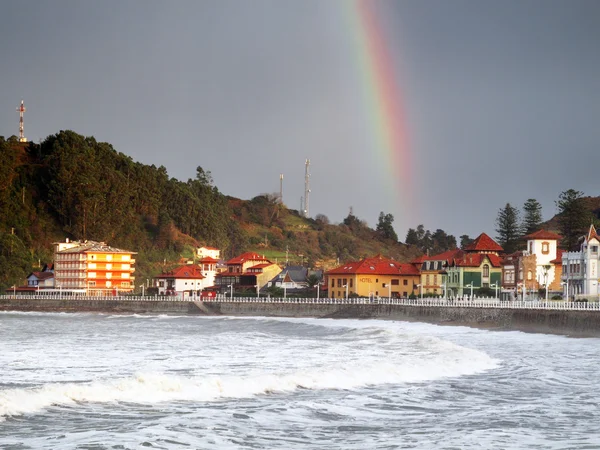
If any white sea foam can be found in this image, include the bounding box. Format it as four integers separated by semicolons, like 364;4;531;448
0;339;497;421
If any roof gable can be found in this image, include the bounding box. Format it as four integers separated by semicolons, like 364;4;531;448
523;229;562;241
464;233;504;253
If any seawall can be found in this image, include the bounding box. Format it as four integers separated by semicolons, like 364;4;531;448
1;298;600;338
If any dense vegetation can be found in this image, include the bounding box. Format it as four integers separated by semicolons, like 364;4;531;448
0;131;420;290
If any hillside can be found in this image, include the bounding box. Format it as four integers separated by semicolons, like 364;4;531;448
0;131;421;290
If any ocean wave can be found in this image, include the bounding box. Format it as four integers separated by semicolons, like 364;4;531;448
0;342;498;421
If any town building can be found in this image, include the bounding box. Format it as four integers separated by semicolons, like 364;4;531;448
215;252;282;293
443;233;503;298
326;255;420;299
196;246;221;287
561;224;600;300
53;239;136;295
413;250;460;296
155;265;204;297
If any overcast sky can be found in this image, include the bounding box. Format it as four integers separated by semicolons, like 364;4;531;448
1;0;599;241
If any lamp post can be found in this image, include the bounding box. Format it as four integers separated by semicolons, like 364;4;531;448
466;283;474;300
386;283;391;300
227;284;233;299
140;284;145;297
343;284;348;300
255;284;260;298
284;285;287;299
561;281;569;301
441;283;447;300
490;282;499;299
316;282;320;300
416;284;422;299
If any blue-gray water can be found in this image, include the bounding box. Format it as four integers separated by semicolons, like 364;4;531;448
1;312;599;449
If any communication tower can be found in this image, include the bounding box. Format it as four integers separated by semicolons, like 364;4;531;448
303;159;311;218
279;173;284;204
16;100;27;142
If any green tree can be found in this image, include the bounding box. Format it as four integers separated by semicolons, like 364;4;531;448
460;235;473;249
496;203;521;253
522;198;543;235
376;212;398;241
405;228;419;245
556;189;590;250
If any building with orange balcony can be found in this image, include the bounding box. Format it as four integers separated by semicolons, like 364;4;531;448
53;239;136;295
215;252;281;292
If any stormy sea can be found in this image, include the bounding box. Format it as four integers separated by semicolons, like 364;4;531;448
1;312;599;449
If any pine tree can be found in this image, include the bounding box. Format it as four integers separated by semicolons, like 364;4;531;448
495;203;520;253
521;198;543;235
556;189;590;250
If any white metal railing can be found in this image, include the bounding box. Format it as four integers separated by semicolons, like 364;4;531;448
2;294;600;311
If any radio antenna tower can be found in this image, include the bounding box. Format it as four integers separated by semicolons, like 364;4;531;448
303;159;311;218
16;100;27;142
279;173;284;204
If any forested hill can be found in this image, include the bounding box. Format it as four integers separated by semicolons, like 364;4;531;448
0;131;421;290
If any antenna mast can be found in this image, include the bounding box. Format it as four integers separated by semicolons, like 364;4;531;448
303;159;311;218
279;173;284;204
16;100;27;142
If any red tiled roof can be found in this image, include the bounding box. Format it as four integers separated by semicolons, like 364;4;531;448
226;252;271;265
326;255;420;276
587;224;600;242
29;272;54;280
200;246;220;251
453;253;502;268
198;256;219;263
160;265;204;279
409;255;428;264
464;233;503;252
550;249;565;264
429;249;462;261
523;229;562;241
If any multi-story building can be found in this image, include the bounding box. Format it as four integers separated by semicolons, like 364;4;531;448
326;255;420;299
413;250;460;296
155;265;205;297
54;239;136;295
444;233;503;298
215;252;282;292
196;246;221;287
561;224;600;300
522;230;562;291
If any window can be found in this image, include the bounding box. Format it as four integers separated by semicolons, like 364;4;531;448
337;279;342;288
527;270;532;280
120;282;129;287
403;291;407;297
483;264;490;277
426;275;430;286
107;254;113;261
343;278;347;286
331;278;335;288
106;263;112;270
542;242;549;255
403;279;408;285
376;279;379;283
391;279;399;285
350;279;353;288
434;275;438;286
592;246;599;253
88;281;96;287
159;281;164;287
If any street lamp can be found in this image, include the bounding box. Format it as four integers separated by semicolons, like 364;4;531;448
385;282;391;300
284;285;287;299
255;284;260;298
343;284;348;300
441;283;447;300
140;284;145;297
466;283;474;300
416;284;422;299
561;281;569;301
227;284;233;299
316;282;320;300
490;282;499;299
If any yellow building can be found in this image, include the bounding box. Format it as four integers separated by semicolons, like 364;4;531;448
326;255;420;299
54;239;136;295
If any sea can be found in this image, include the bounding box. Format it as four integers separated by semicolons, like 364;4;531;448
1;312;599;450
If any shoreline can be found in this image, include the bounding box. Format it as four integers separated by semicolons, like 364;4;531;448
2;297;600;338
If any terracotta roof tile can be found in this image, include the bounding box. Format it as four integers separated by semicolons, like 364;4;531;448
160;265;204;279
227;252;271;265
464;233;503;252
523;229;562;241
326;255;420;276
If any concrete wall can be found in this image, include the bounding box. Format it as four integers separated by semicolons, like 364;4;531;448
2;298;600;338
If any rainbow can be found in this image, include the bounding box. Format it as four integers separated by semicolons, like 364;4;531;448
348;0;415;214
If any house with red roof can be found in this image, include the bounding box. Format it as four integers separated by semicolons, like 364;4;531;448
215;252;282;293
325;255;420;299
412;249;462;296
155;265;205;297
444;233;503;298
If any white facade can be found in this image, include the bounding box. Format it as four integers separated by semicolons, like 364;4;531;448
561;226;600;299
197;246;220;260
524;231;560;289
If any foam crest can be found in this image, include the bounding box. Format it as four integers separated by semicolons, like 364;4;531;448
1;344;497;421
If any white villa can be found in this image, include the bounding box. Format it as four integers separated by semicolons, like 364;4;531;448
561;224;600;300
